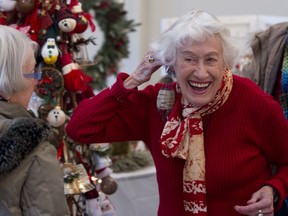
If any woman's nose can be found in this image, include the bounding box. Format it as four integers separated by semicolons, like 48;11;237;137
194;62;208;79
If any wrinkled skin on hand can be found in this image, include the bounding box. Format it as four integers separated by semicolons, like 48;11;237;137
234;186;274;216
131;51;162;83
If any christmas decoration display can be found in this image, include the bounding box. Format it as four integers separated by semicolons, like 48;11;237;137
0;0;141;216
1;0;150;214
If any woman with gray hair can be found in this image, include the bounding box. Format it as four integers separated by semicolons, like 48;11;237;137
66;9;288;216
0;25;69;215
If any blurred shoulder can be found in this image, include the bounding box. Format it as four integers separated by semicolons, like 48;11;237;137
231;75;282;113
232;75;274;101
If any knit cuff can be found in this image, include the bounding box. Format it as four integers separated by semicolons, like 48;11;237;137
263;180;285;211
110;72;138;102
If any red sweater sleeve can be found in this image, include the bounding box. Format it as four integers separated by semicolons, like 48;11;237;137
66;73;161;144
257;99;288;210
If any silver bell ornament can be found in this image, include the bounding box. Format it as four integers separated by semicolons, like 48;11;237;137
92;154;112;170
62;162;95;195
89;143;112;170
62;162;81;195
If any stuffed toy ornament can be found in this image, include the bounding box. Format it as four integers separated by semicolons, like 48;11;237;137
67;0;88;34
41;38;60;65
55;7;77;33
46;106;66;127
60;51;92;92
66;0;96;34
72;8;89;34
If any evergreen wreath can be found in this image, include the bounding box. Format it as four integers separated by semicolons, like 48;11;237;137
81;0;140;90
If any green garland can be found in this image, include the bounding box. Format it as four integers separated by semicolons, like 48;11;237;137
82;0;140;90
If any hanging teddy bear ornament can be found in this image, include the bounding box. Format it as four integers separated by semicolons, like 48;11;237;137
54;6;93;93
46;106;67;128
55;6;77;33
65;0;96;65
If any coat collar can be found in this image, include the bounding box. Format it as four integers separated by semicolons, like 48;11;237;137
0;101;51;175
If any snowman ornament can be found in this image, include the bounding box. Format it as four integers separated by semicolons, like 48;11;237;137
55;7;77;33
41;38;60;65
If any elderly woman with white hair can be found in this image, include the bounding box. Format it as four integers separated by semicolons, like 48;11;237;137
0;25;69;216
66;9;288;216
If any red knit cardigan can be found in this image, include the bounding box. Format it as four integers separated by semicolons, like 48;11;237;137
66;73;288;216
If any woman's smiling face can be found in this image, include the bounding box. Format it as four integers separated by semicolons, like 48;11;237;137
174;35;226;106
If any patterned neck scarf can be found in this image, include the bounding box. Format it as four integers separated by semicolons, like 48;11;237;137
160;69;233;215
280;37;288;119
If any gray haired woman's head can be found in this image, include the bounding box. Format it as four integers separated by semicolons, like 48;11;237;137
151;9;238;70
0;26;38;98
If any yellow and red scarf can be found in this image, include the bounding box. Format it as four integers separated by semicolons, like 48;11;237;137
160;69;233;215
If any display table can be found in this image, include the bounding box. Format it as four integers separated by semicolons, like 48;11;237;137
110;166;159;216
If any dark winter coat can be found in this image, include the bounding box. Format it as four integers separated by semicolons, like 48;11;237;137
0;100;69;216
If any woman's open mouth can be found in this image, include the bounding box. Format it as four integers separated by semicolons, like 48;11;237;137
188;81;211;93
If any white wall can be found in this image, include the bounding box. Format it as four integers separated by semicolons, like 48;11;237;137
108;0;288;85
142;0;288;50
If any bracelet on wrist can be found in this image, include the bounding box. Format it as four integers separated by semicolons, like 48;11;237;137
273;189;279;205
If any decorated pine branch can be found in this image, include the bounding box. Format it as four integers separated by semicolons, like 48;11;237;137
81;0;141;90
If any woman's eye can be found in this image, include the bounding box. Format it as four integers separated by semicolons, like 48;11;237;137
185;58;197;62
206;57;217;64
207;57;215;61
